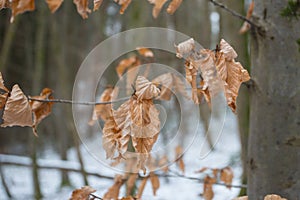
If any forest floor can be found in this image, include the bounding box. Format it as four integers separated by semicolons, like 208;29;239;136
0;108;243;200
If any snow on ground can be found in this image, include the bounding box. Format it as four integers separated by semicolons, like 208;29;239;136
0;108;243;200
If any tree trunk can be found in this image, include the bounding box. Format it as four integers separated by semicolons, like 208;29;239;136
248;1;300;199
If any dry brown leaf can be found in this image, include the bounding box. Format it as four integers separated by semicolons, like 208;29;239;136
197;80;211;106
69;186;96;200
73;0;91;19
220;167;233;189
10;0;35;23
202;175;216;200
135;76;160;101
264;194;287;200
239;1;254;34
175;38;195;59
0;93;8;110
89;87;115;125
136;47;154;58
232;196;248;200
1;84;33;127
125;173;138;196
158;155;169;173
0;72;9;92
45;0;63;13
166;0;182;15
102;117;122;159
114;0;132;14
93;0;103;11
136;176;148;199
195;167;208;173
116;56;139;78
29;88;54;136
175;145;185;173
148;0;168;18
104;175;125;200
219;39;238;61
0;0;9;9
149;172;160;196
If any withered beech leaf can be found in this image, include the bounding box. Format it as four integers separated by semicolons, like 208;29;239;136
202;175;216;200
150;172;160;196
195;167;208;173
116;56;139;78
166;0;182;15
158;155;169;173
73;0;91;19
175;38;195;58
104;175;125;200
175;145;185;173
219;39;238;61
89;87;115;124
0;93;8;110
93;0;103;11
264;194;287;200
1;84;33;127
0;0;9;9
135;76;160;101
10;0;35;23
125;173;138;196
136;47;154;58
0;72;9;92
220;167;233;189
136;176;148;198
148;0;168;18
239;1;254;34
69;186;96;200
114;0;132;14
29;88;54;136
216;40;250;113
102;117;122;160
45;0;63;13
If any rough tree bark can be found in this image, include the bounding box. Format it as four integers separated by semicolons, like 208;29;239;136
248;1;300;199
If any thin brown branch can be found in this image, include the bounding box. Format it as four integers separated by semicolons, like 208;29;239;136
28;96;131;105
209;0;259;29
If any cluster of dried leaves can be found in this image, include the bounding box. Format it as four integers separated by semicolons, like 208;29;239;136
195;166;234;200
0;72;54;136
175;38;250;112
0;0;183;22
234;194;288;200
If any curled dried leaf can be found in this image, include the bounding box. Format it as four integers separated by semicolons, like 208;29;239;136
0;72;9;92
10;0;35;23
136;47;154;58
202;175;216;200
220;167;233;189
0;0;9;9
115;0;132;14
29;88;54;136
89;87;116;124
116;56;139;78
46;0;63;13
175;145;185;173
69;186;96;200
135;76;160;101
239;1;254;34
93;0;103;11
125;173;138;196
175;38;195;58
148;0;168;18
136;176;148;198
166;0;182;15
104;175;125;200
73;0;91;19
264;194;287;200
219;39;238;61
0;93;8;109
150;172;160;196
1;84;33;128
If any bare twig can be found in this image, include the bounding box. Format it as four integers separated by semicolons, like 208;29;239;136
28;96;131;105
209;0;259;29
